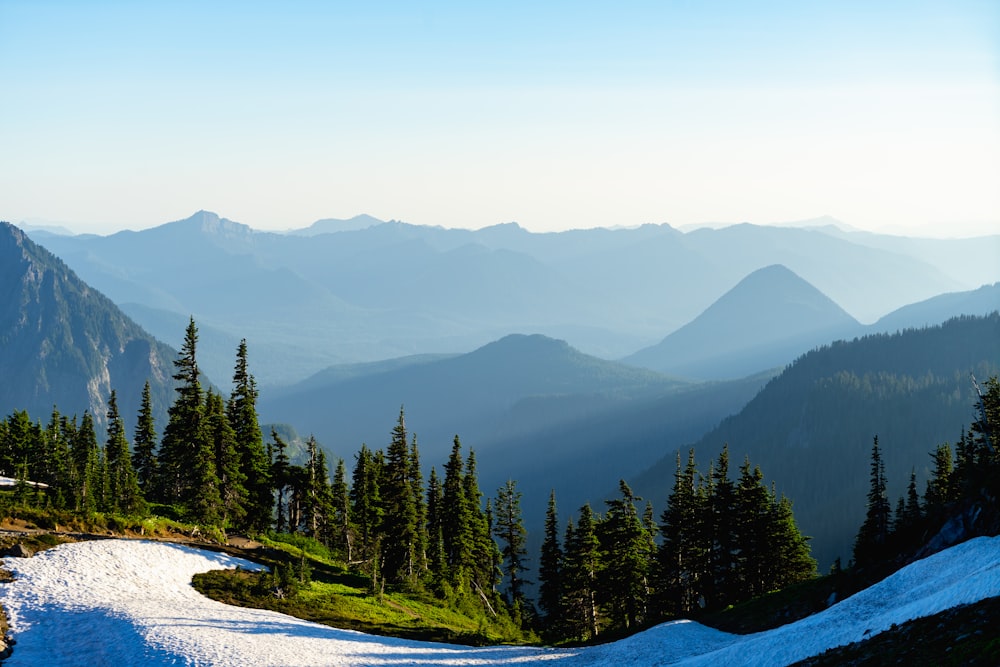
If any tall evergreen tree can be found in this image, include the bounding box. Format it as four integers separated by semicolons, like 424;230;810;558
227;339;271;533
205;390;246;528
924;442;955;513
380;408;419;585
350;443;384;570
600;479;652;630
70;412;102;513
853;435;891;566
654;449;705;617
409;434;428;580
538;489;563;631
734;457;772;600
425;466;447;589
562;505;601;640
271;428;292;533
441;436;473;586
330;457;354;562
132;381;158;496
104;390;145;515
494;479;529;608
464;449;501;612
158;317;206;506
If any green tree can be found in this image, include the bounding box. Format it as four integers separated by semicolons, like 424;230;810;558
441;436;473;587
654;449;706;617
425;466;447;590
205;390;246;528
562;504;601;640
270;428;292;533
538;489;563;632
132;381;158;496
600;479;652;630
227;339;271;533
380;408;419;585
494;479;529;609
158;317;207;507
70;412;102;513
330;457;354;562
350;443;384;571
853;435;891;567
104;390;145;515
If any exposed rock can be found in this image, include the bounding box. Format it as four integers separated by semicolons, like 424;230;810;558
1;544;33;559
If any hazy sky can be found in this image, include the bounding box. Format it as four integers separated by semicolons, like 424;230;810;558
2;1;998;237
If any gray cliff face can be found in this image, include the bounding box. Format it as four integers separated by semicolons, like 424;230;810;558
0;221;176;430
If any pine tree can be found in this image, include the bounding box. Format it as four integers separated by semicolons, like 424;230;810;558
538;489;563;632
330;458;354;562
654;449;705;616
494;479;529;609
706;445;738;609
227;339;271;533
766;491;817;588
924;442;954;513
42;408;72;508
409;434;428;580
425;466;447;589
70;412;102;513
464;449;501;613
562;504;601;640
734;457;772;600
600;479;651;630
205;390;247;528
380;408;419;585
350;443;384;570
158;317;206;507
441;436;473;587
132;381;158;497
271;428;292;533
104;390;145;515
853;435;891;567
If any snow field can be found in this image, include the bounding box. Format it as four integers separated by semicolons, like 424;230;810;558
0;536;997;666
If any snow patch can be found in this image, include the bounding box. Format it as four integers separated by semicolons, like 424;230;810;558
0;536;997;666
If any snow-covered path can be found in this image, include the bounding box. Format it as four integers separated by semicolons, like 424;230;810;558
0;537;997;666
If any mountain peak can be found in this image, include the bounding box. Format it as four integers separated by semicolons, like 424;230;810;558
624;264;860;378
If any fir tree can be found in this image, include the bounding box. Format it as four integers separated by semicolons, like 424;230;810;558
441;436;473;587
70;412;101;513
104;390;145;515
380;408;419;585
271;428;292;533
924;442;954;512
132;381;158;497
654;449;705;616
330;457;354;562
494;479;529;608
227;339;271;533
425;466;447;589
350;443;384;570
734;457;772;600
562;504;601;640
600;479;652;630
853;435;891;567
538;489;563;631
158;317;207;507
205;390;246;528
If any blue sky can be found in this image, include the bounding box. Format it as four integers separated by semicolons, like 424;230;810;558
2;1;998;236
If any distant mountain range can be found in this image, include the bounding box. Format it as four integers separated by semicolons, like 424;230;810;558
25;210;1000;386
0;222;177;430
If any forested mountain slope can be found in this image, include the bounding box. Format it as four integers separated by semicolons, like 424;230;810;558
0;222;177;429
629;312;1000;569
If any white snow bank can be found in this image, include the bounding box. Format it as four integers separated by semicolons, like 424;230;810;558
0;536;997;666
